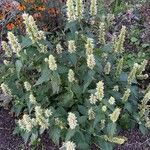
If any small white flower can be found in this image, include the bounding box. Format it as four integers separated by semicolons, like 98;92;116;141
1;41;12;57
65;141;76;150
7;32;21;56
109;108;121;123
85;38;94;55
89;94;98;104
68;40;76;53
22;13;45;43
88;108;95;120
24;81;31;91
35;106;43;117
104;62;111;75
1;83;12;97
90;0;97;17
47;55;57;71
68;69;75;82
75;0;84;20
29;93;36;104
67;112;78;129
95;81;104;101
113;85;119;92
108;96;115;105
45;109;52;117
56;43;63;54
102;105;107;112
87;54;96;70
18;114;33;132
66;0;76;22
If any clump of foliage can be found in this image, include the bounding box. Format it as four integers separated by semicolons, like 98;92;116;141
1;0;150;149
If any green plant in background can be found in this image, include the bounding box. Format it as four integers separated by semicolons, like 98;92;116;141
0;0;150;149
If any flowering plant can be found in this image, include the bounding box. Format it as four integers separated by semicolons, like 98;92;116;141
1;0;150;149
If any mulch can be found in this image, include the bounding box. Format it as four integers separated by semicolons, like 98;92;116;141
0;107;24;150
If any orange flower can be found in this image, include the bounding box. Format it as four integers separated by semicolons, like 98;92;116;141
37;6;45;11
48;8;59;16
33;13;42;19
17;4;26;11
0;13;4;20
14;15;23;26
6;23;15;30
42;26;48;31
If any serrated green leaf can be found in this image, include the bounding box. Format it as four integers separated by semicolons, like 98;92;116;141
35;67;50;86
50;127;61;145
15;60;23;78
83;70;95;93
65;129;75;141
106;123;116;136
78;105;87;115
51;72;61;94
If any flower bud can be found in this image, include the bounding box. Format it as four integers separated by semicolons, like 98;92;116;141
95;81;104;101
87;54;96;70
109;108;121;123
24;81;31;91
68;40;76;53
99;22;105;45
75;0;84;20
116;58;123;77
85;38;94;55
104;62;111;75
68;69;75;82
1;41;12;57
122;89;131;102
46;55;57;71
90;0;97;17
127;63;139;85
66;0;76;22
7;32;21;57
88;107;95;120
67;112;78;129
113;26;126;53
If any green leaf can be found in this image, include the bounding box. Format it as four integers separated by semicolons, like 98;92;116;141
61;90;74;107
142;43;149;48
99;141;113;150
78;116;87;126
21;36;32;47
22;132;31;144
69;53;77;65
83;70;95;93
78;105;87;115
65;129;75;141
120;72;127;82
124;102;132;113
77;142;90;150
15;60;23;78
51;72;61;94
50;127;61;145
35;67;50;86
72;83;82;98
139;124;148;135
106;123;116;136
131;37;138;43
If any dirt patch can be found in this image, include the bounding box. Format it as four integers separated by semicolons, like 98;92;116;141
115;129;150;150
0;107;24;150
